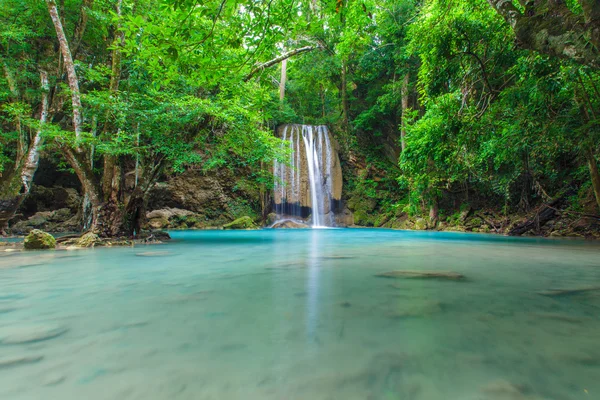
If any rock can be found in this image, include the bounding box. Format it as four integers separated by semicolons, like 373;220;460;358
266;213;277;225
536;286;600;297
375;270;466;281
147;207;195;220
136;251;172;257
145;207;200;229
386;301;445;319
42;372;66;386
147;216;170;229
334;207;354;226
23;230;56;250
11;208;80;235
481;379;529;399
414;218;428;230
0;355;44;369
271;220;309;229
21;185;80;214
459;206;472;222
223;216;258;230
0;325;67;344
135;231;171;243
74;232;101;248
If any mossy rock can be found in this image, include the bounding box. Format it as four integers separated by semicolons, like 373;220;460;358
266;213;277;226
223;216;258;230
75;232;101;248
414;218;428;230
23;230;56;250
353;211;374;226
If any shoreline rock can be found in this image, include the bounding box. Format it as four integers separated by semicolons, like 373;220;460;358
23;230;56;250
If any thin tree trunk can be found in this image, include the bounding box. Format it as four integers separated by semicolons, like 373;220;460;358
21;71;49;193
72;0;94;58
0;71;50;232
101;0;124;209
279;59;287;102
2;61;25;165
585;146;600;211
341;59;349;131
400;71;410;152
46;0;83;140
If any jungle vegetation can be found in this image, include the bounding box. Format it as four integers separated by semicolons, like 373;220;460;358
1;0;599;235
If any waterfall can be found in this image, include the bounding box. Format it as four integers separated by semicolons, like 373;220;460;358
273;125;339;227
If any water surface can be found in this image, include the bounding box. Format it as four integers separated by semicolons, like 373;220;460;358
1;229;599;399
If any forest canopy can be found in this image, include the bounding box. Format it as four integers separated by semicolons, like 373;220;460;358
1;0;599;235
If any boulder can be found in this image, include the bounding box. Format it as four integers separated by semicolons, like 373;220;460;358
266;213;278;226
223;216;258;230
147;216;170;229
145;208;203;229
333;207;354;226
23;230;56;250
11;208;79;234
75;232;101;248
271;220;309;229
414;218;428;230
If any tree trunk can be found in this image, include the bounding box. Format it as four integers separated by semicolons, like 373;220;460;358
2;61;25;166
341;59;349;131
584;146;600;211
46;0;83;139
72;0;94;58
400;72;410;152
279;59;287;102
429;198;439;227
0;71;50;232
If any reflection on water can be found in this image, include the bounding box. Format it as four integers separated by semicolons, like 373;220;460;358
0;229;599;400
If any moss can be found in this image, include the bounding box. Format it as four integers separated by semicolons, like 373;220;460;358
414;218;428;230
223;216;258;230
353;210;374;226
23;229;56;250
75;232;101;248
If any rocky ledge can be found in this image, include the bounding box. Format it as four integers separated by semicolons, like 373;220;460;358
1;230;171;252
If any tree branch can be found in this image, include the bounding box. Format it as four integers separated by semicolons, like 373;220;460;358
244;45;317;81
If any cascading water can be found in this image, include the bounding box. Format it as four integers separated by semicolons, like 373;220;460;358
273;125;339;227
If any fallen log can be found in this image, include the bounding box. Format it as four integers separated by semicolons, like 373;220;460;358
508;197;564;236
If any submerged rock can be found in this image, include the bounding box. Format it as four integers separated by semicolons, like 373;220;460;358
41;372;66;386
136;251;172;257
536;286;600;297
23;229;56;250
0;325;67;344
223;216;257;230
0;355;43;369
271;220;309;229
375;270;466;281
386;300;445;319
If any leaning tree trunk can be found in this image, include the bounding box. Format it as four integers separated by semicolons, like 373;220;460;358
584;146;600;211
46;0;83;139
0;71;50;232
400;71;410;152
341;59;349;131
47;0;106;233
